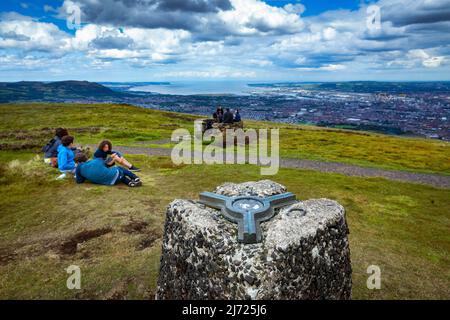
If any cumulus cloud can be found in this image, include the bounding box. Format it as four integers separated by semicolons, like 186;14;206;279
62;0;304;38
60;0;232;32
0;13;70;53
67;24;190;65
90;35;133;50
322;27;337;40
408;49;446;68
381;0;450;27
423;56;445;68
267;0;450;74
217;0;304;36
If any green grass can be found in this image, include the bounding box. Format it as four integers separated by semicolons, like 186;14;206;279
0;152;448;299
0;103;196;148
241;119;450;175
279;126;450;174
0;102;449;299
1;103;449;174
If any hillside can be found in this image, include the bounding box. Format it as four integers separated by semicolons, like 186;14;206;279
1;103;449;175
0;81;123;103
0;103;449;299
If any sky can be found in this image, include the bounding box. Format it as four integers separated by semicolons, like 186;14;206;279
0;0;449;82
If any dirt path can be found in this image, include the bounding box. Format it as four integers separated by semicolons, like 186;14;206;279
87;144;450;189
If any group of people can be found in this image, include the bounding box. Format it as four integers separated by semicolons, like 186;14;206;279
212;106;241;124
42;128;142;187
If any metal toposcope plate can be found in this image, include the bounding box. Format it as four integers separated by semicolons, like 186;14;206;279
199;191;297;244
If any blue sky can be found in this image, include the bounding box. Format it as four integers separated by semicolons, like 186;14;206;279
0;0;449;82
266;0;361;16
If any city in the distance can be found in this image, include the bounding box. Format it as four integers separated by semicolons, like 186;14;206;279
1;80;449;140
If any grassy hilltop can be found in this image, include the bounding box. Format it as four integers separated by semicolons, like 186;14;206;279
2;103;449;174
0;103;449;299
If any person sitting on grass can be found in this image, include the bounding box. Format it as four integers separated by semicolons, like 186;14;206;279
216;106;224;123
42;127;68;167
223;108;234;124
56;135;76;179
233;109;241;122
74;153;142;187
94;140;140;172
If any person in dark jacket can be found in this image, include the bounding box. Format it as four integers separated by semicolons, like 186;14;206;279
223;108;234;124
216;106;224;123
94;140;140;172
234;109;241;122
42;128;68;167
75;153;141;187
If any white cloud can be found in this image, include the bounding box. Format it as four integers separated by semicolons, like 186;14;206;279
423;56;445;68
294;56;306;65
408;49;429;60
123;28;190;52
0;13;70;53
0;55;43;69
320;64;346;71
408;49;446;68
296;64;346;71
283;3;306;15
248;59;273;67
218;0;304;36
322;27;337;41
67;24;190;64
1;0;449;80
43;5;58;13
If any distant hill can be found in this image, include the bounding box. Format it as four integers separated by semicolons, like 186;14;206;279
0;80;124;103
248;81;450;93
311;81;450;93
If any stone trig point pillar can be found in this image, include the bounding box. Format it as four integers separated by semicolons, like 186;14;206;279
156;180;352;299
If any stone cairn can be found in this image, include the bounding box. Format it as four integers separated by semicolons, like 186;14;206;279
156;180;352;299
196;119;245;147
198;118;244;135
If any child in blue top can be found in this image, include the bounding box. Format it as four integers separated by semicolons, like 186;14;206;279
57;136;76;178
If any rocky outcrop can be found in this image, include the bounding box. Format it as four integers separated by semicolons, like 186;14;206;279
156;180;352;300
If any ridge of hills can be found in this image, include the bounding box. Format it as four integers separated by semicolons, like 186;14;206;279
0;80;123;103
